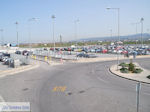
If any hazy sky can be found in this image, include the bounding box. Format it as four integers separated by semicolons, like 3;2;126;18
0;0;150;43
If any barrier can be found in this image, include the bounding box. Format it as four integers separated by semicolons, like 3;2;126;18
45;56;47;61
10;54;30;65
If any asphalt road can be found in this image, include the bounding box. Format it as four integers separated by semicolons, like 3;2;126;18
0;58;150;112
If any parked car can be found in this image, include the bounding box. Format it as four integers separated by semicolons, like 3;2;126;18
102;49;108;53
50;48;54;51
90;49;95;53
88;54;97;58
0;53;4;61
3;58;13;65
121;50;128;54
15;51;21;55
77;53;89;58
95;49;102;53
22;50;29;56
43;48;48;51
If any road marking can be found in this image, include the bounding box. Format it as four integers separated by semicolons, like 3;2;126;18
143;92;150;96
52;86;67;92
0;64;39;79
97;77;109;84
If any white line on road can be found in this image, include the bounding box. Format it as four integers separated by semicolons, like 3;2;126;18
143;92;150;96
97;76;109;84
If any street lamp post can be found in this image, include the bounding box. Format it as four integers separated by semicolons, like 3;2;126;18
74;19;79;47
0;29;3;46
106;7;120;70
110;29;112;39
131;22;140;35
74;19;79;59
140;18;144;47
28;18;39;51
51;15;56;55
15;22;19;48
131;22;140;47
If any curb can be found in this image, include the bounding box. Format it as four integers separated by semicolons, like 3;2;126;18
32;58;50;65
0;63;40;78
73;55;150;63
109;67;150;84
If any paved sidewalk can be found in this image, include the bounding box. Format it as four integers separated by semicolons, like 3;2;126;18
0;62;12;71
0;60;40;78
73;54;150;63
110;63;150;84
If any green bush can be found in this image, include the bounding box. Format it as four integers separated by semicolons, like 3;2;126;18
133;68;143;73
119;62;129;68
128;63;135;72
119;62;143;74
147;75;150;79
120;68;129;73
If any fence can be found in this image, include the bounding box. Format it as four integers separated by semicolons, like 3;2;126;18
10;53;30;65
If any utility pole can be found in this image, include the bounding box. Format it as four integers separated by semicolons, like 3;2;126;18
140;18;144;47
15;22;19;48
60;35;62;43
136;82;141;112
28;18;39;51
0;29;4;46
74;19;79;47
110;29;112;39
106;7;120;70
51;15;56;55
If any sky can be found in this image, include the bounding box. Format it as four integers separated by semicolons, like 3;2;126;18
0;0;150;44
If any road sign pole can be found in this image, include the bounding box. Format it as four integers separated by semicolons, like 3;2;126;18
136;82;141;112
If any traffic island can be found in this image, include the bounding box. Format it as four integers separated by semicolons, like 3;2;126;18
109;62;150;84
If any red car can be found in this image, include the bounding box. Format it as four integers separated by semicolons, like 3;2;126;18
102;49;108;53
50;48;54;51
121;50;128;54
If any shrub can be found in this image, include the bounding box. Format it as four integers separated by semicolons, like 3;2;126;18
119;62;143;74
128;63;135;72
120;68;129;73
147;75;150;79
119;62;129;68
133;68;143;73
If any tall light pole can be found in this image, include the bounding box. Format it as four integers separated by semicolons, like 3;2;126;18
51;15;56;55
140;18;144;47
131;22;140;46
0;29;4;46
28;18;39;51
131;22;140;35
110;29;112;38
15;22;19;48
106;7;120;70
60;35;62;43
74;19;79;47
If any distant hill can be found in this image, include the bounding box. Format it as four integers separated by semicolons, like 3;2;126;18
78;33;150;42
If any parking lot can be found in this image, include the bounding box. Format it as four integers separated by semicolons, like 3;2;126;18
0;44;150;70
